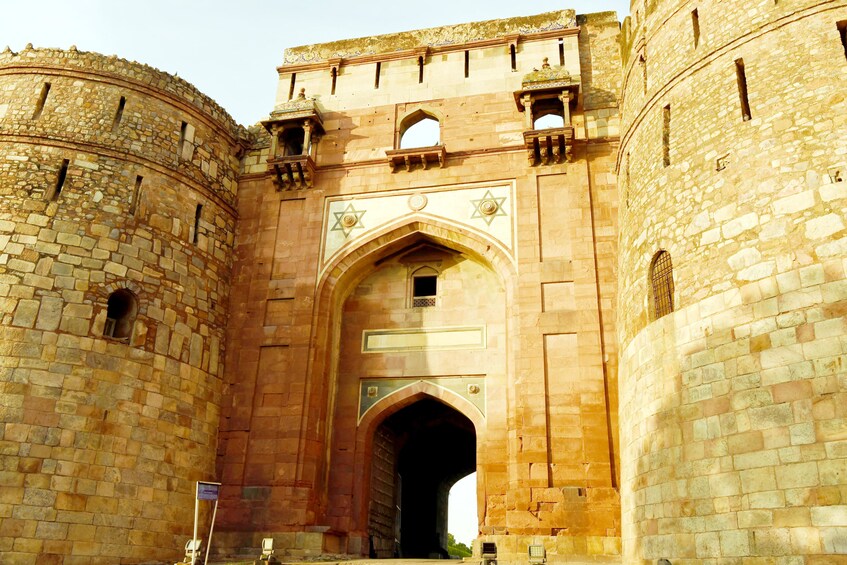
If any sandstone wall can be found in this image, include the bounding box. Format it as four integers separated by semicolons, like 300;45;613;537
619;0;847;562
0;47;244;564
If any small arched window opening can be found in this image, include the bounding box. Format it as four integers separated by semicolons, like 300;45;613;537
411;266;438;308
281;127;305;156
533;112;565;130
530;96;568;130
104;289;138;340
649;250;675;320
399;110;440;149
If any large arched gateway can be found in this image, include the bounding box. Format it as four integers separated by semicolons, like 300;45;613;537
321;227;508;557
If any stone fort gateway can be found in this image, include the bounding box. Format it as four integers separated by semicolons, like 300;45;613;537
1;0;846;564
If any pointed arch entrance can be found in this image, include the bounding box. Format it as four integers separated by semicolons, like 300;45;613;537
365;396;476;558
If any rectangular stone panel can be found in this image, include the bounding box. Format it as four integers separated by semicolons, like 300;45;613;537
542;281;576;312
264;298;293;327
543;333;582;485
538;174;578;261
362;326;486;353
272;199;303;279
257;345;290;395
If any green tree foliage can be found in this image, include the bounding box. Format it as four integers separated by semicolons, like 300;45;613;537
447;533;472;558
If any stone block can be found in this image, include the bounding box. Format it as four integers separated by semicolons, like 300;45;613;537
719;530;751;557
35;297;63;331
805;214;844;240
810;505;847;527
12;300;39;328
752;527;791;556
775;462;819;489
772;191;814;216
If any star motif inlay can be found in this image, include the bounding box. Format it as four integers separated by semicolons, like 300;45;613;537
331;203;366;238
470;190;508;226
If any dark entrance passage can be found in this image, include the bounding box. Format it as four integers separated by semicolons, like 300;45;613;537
368;398;476;558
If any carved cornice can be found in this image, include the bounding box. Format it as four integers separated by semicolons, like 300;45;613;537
277;28;580;74
262;94;324;134
282;10;576;65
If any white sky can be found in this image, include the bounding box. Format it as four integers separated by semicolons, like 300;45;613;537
449;473;478;546
0;0;630;125
0;0;629;545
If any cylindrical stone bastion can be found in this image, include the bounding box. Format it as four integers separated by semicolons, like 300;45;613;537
618;0;847;562
0;46;244;564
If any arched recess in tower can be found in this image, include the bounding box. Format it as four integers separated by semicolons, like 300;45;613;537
619;0;847;561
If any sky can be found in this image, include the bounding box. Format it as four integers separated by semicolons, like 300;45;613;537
449;473;478;546
0;0;629;546
0;0;630;126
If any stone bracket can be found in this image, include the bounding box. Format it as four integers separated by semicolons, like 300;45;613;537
523;126;574;165
268;155;316;191
386;145;446;172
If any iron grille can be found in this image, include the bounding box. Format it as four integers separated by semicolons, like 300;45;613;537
651;250;674;320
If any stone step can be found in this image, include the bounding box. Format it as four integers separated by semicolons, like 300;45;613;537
203;559;620;565
205;560;481;565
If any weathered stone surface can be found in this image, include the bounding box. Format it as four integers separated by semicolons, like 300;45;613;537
0;47;243;564
1;1;845;564
619;0;847;562
34;296;62;331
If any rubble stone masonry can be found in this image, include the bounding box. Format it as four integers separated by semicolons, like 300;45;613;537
0;47;245;564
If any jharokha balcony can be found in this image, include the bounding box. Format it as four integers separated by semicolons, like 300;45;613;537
386;145;446;172
261;88;324;191
514;58;580;166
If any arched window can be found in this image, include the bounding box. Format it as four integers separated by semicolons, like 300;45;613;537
649;250;674;320
399;110;440;149
533;113;565;129
410;266;438;308
104;289;138;340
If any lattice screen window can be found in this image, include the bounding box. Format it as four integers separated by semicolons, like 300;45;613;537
650;250;674;320
411;267;438;308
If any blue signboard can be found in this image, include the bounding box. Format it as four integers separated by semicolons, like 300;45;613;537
197;481;220;501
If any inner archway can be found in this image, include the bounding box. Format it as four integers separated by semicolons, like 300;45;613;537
368;398;476;559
